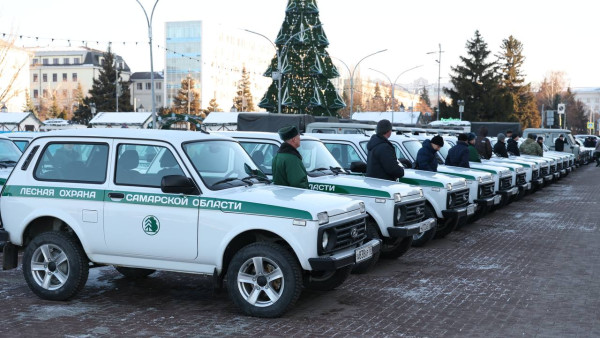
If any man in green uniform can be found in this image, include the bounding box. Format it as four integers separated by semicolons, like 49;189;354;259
520;133;543;156
272;125;309;189
467;132;481;162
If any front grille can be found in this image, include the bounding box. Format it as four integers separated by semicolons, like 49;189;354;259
319;217;366;255
499;176;512;191
447;188;470;209
556;162;562;170
541;167;549;176
532;169;539;180
516;173;527;186
549;164;556;174
395;200;426;226
478;182;495;199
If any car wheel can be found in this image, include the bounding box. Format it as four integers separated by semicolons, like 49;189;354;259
22;232;89;301
226;242;302;318
351;221;381;273
435;216;459;238
304;266;352;291
115;266;156;279
411;205;437;247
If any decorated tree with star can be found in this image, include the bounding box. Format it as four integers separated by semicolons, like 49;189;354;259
258;0;345;116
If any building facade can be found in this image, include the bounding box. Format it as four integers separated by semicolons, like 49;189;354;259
129;72;164;112
573;87;600;114
0;41;31;112
28;46;131;119
164;20;273;112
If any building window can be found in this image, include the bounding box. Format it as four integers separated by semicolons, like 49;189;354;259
62;73;67;82
33;74;38;82
33;90;39;99
43;89;48;98
137;83;143;90
42;74;48;82
146;82;152;90
43;59;49;65
72;73;77;82
157;82;162;90
53;58;59;65
52;73;58;82
64;58;70;65
74;57;80;64
157;95;162;103
32;58;38;65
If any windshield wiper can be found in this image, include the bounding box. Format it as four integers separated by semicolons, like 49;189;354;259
0;160;17;165
241;175;271;184
309;167;330;173
211;177;240;187
329;166;344;175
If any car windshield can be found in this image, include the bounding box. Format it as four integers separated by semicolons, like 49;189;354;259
183;140;265;190
438;141;452;159
565;134;577;145
0;139;23;165
402;140;423;160
298;140;345;175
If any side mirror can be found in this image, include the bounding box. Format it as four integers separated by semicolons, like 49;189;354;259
399;158;412;168
350;161;367;173
161;175;197;194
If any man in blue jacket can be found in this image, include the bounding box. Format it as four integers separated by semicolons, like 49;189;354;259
445;133;470;168
366;119;404;181
416;135;444;172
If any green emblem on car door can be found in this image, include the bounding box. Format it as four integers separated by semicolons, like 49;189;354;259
143;215;160;235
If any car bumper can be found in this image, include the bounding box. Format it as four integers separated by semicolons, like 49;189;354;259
308;239;381;271
533;178;544;186
443;203;477;219
560;169;567;176
387;218;437;237
0;228;8;246
518;182;532;192
553;172;560;179
499;187;519;199
544;174;554;182
475;195;497;208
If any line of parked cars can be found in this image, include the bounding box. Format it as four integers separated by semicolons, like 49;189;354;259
0;125;586;318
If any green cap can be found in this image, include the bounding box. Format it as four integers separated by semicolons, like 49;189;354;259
278;125;299;141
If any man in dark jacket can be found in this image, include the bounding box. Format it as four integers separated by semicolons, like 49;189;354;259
445;133;470;168
554;134;565;151
272;125;309;189
537;136;545;155
507;133;520;156
366;119;404;181
493;133;509;158
416;135;444;172
475;126;493;159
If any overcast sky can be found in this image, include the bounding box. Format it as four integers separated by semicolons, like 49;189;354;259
1;0;597;89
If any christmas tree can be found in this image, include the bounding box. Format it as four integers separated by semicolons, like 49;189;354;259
233;66;256;112
258;0;345;116
172;74;201;115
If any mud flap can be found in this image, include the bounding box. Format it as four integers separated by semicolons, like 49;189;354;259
2;242;18;270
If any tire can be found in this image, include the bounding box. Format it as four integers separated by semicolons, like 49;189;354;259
115;266;156;279
411;204;437;247
226;242;302;318
22;232;89;301
435;216;458;239
351;221;381;273
380;236;412;259
304;266;352;291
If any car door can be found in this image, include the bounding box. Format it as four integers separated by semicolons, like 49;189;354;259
103;140;199;260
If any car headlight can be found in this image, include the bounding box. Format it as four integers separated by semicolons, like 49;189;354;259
394;193;402;203
419;189;424;197
321;231;329;250
478;176;483;183
359;202;366;213
446;183;452;191
317;212;329;225
396;207;402;223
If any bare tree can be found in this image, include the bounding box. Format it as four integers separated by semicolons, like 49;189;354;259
536;71;568;109
0;37;28;107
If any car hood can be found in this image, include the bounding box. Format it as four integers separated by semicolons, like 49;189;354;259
437;165;494;183
400;169;468;189
209;184;363;220
308;174;422;200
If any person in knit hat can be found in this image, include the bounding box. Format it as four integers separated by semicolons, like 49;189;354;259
467;132;481;162
416;135;444;172
493;133;509;158
365;119;404;181
507;133;521;156
271;125;309;188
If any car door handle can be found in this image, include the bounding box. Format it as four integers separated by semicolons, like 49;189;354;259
108;192;124;199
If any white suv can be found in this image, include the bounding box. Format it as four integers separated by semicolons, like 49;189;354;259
0;129;379;318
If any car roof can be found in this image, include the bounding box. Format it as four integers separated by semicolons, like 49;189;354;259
32;128;232;143
304;133;371;142
216;130;321;142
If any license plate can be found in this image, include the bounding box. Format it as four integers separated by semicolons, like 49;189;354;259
420;221;432;232
467;204;476;216
494;195;501;205
355;246;373;263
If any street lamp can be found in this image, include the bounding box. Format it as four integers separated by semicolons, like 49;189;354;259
369;65;423;114
0;103;7;112
457;99;465;120
244;24;323;114
136;0;159;129
426;43;444;121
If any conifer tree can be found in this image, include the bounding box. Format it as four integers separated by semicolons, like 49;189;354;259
233;67;256;112
172;74;201;115
22;90;37;116
258;0;345;116
206;97;222;113
444;30;511;121
72;47;132;124
497;35;539;128
370;83;386;111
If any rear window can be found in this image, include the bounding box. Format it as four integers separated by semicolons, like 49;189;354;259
34;143;109;183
